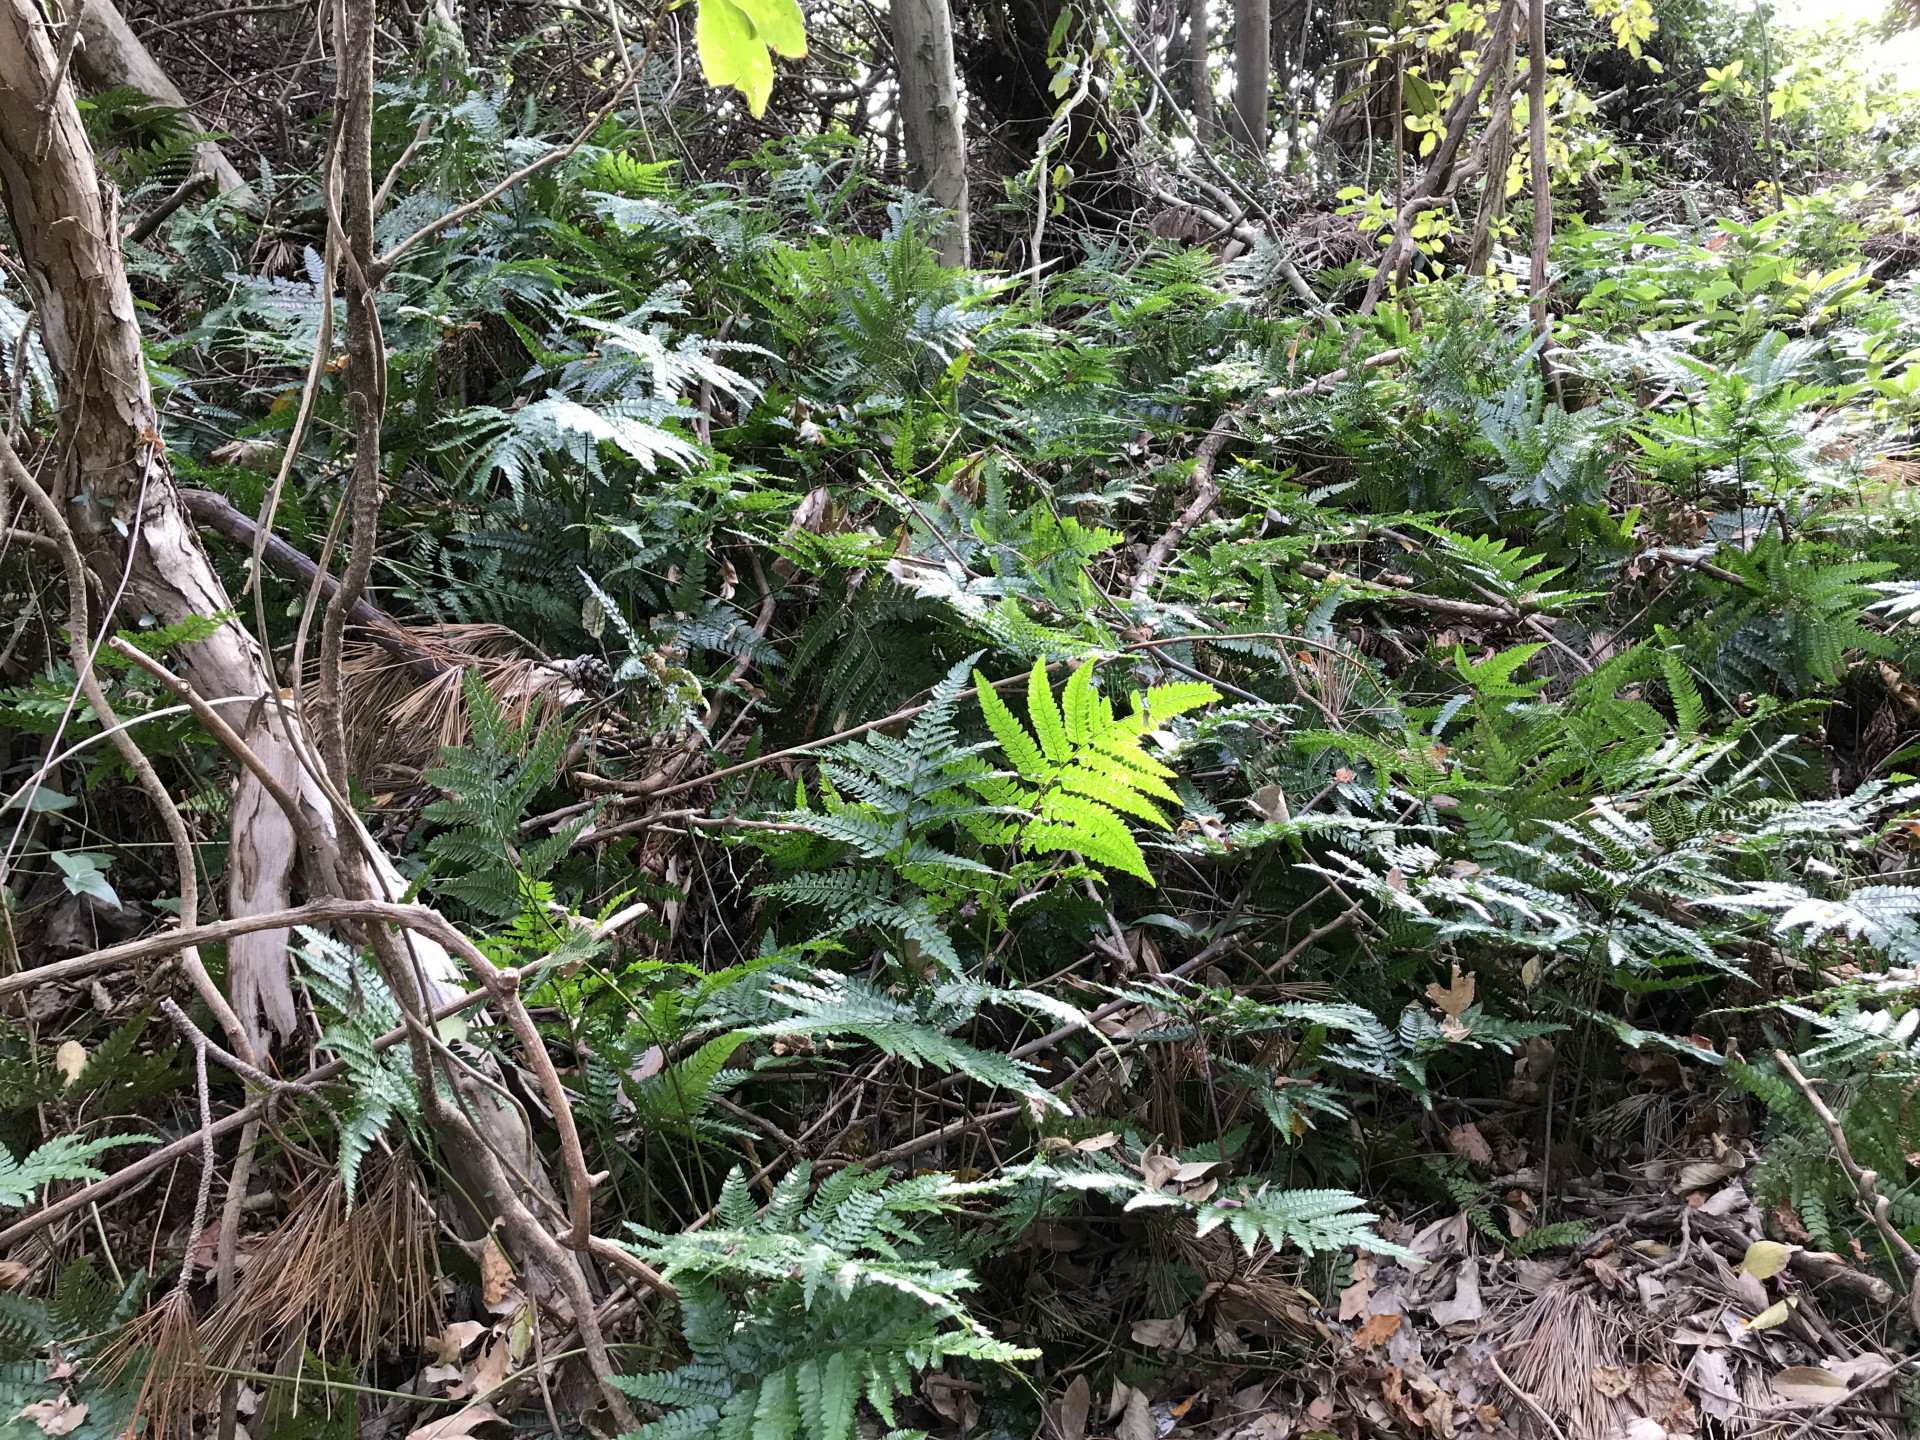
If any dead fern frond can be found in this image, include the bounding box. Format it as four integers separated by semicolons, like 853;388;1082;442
334;623;592;781
200;1150;439;1376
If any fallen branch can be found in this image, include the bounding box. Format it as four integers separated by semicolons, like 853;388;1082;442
1130;409;1241;603
179;489;450;681
1775;1048;1920;1331
124;170;214;244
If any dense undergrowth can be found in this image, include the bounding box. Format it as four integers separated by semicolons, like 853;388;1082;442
5;3;1920;1438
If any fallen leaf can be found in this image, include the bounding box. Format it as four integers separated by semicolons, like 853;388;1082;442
1629;1240;1669;1258
1141;1151;1179;1192
1520;957;1541;990
17;1397;86;1436
1058;1374;1090;1440
1741;1240;1797;1280
1446;1122;1492;1167
479;1234;514;1307
1172;1159;1223;1184
1426;964;1475;1017
1306;1396;1335;1423
1476;1406;1501;1429
1428;1257;1482;1326
1074;1133;1120;1153
427;1321;488;1366
926;1376;979;1431
1116;1388;1155;1440
465;1336;510;1398
1585;1257;1625;1291
1337;1274;1375;1321
1131;1315;1190;1351
1352;1310;1403;1348
0;1261;30;1290
1107;1381;1132;1425
1769;1367;1846;1405
1671;1159;1741;1192
405;1404;511;1440
1249;786;1290;823
1591;1365;1632;1399
53;1042;86;1087
1744;1296;1797;1331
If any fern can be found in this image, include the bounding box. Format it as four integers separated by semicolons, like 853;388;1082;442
753;972;1065;1111
0;1135;146;1209
612;1165;1034;1440
421;670;590;920
295;929;430;1202
972;659;1217;881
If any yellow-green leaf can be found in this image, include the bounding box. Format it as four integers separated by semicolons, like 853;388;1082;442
1741;1240;1798;1281
1745;1296;1796;1331
731;0;807;58
696;0;775;116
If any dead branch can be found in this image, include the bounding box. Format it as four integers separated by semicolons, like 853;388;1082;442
1774;1048;1920;1330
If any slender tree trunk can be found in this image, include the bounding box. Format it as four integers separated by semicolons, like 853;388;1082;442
1465;7;1520;274
1229;0;1268;157
0;0;315;1052
1527;0;1549;340
1189;0;1217;143
890;0;969;266
72;0;252;198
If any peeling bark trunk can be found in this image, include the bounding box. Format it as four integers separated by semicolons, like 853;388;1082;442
0;0;306;1052
72;0;252;199
0;0;392;1053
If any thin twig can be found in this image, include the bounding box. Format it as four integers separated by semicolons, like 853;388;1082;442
1487;1353;1570;1440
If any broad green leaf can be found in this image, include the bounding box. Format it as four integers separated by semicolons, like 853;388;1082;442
697;0;775;116
731;0;806;57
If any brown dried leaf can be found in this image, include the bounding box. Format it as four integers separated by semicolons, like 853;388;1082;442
1337;1274;1375;1322
1446;1122;1492;1167
17;1398;86;1436
1769;1367;1846;1405
479;1234;514;1307
465;1335;511;1399
1141;1151;1179;1192
1058;1375;1090;1440
406;1403;512;1440
0;1261;31;1290
1116;1389;1155;1440
1591;1365;1633;1399
427;1321;488;1366
1352;1310;1403;1348
1425;964;1475;1017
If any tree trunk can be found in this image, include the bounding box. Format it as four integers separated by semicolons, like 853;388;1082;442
891;0;970;265
1229;0;1267;157
1465;7;1520;275
1189;0;1216;143
0;0;425;1052
1527;0;1549;340
72;0;252;199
